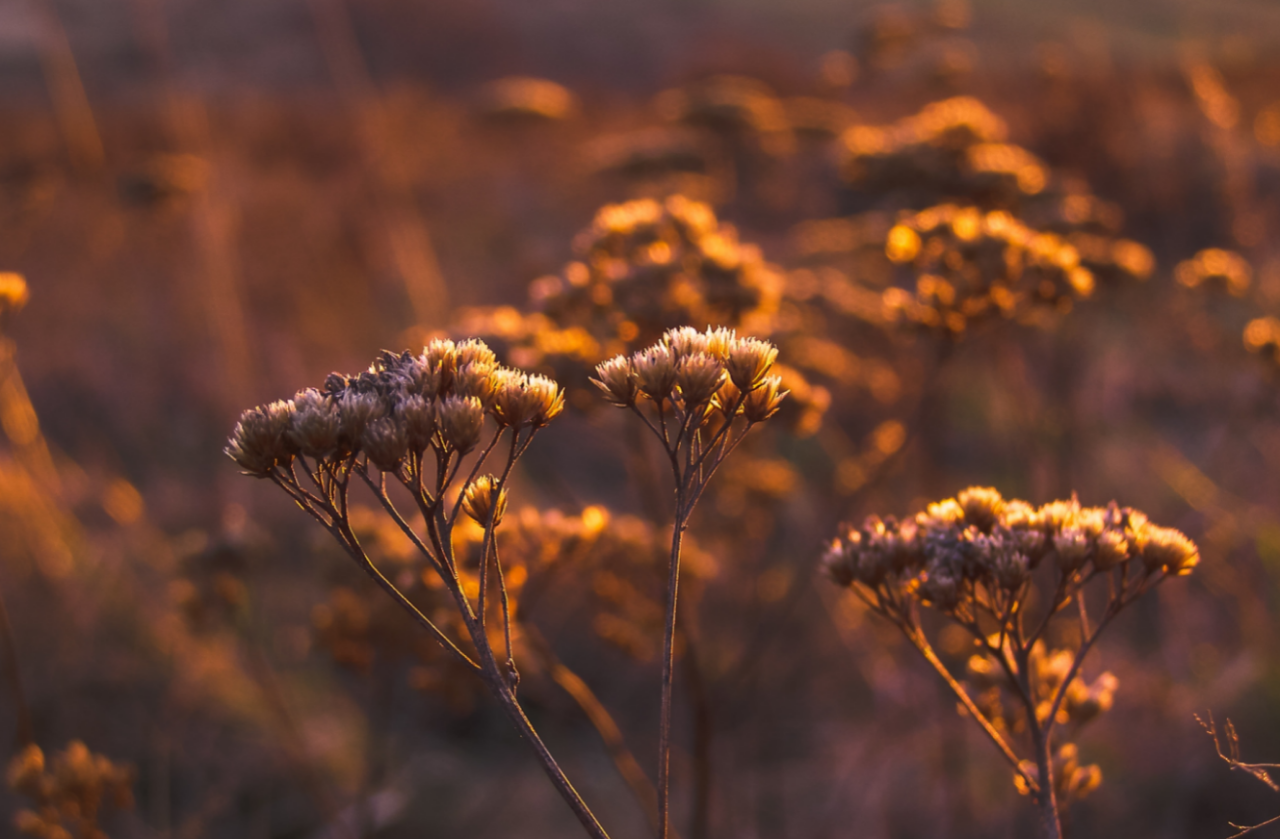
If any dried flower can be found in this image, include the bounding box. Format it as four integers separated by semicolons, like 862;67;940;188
462;476;508;527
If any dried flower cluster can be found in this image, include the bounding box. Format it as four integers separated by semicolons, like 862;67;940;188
840;97;1050;205
8;742;134;839
536;196;783;348
1175;247;1253;297
592;326;788;457
227;339;562;480
882;204;1098;334
822;486;1198;837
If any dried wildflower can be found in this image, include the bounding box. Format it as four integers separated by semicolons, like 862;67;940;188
596;326;785;839
822;487;1198;838
438;395;485;454
592;357;639;407
226;401;296;476
228;341;617;839
462;476;508;527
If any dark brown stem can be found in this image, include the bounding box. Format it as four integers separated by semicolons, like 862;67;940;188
657;505;690;839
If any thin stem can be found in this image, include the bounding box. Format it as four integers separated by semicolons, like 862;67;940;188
1042;606;1119;742
657;505;690;839
525;624;660;832
902;624;1034;790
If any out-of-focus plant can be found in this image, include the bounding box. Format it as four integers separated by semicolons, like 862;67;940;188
7;742;134;839
821;486;1199;838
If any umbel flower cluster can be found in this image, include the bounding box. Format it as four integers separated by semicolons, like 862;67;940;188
882;204;1098;334
226;338;563;479
822;487;1198;838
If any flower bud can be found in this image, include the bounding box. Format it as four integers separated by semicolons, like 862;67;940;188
633;344;678;401
338;391;386;451
1053;526;1089;572
422;339;457;394
957;486;1004;530
455;338;497;370
1139;524;1199;576
438;395;485;453
663;326;710;359
362;417;408;471
592;357;638;407
725;337;778;390
1093;529;1128;571
226;401;295;475
1065;672;1117;724
461;475;508;527
289;389;341;458
454;362;498;407
676;353;726;407
742;375;787;423
396;395;436;453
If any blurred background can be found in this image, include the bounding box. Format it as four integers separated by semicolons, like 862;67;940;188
1;0;1280;836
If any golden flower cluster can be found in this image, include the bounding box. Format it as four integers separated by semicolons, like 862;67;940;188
840;97;1052;206
1174;248;1252;297
226;339;564;479
881;204;1097;334
822;487;1198;610
8;742;134;839
534;196;783;348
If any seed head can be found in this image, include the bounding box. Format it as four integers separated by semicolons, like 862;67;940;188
455;338;497;370
633;344;679;401
703;327;737;360
1053;526;1090;572
592;357;638;407
226;401;295;476
396;394;437;453
676;352;726;407
423;339;457;394
289;389;341;458
461;475;508;527
338;391;387;452
1139;525;1199;575
1093;529;1128;571
725;337;778;390
957;486;1004;530
362;417;408;471
438;395;485;453
664;326;710;358
522;374;565;427
741;375;787;423
454;361;498;407
1065;672;1118;724
712;378;743;415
